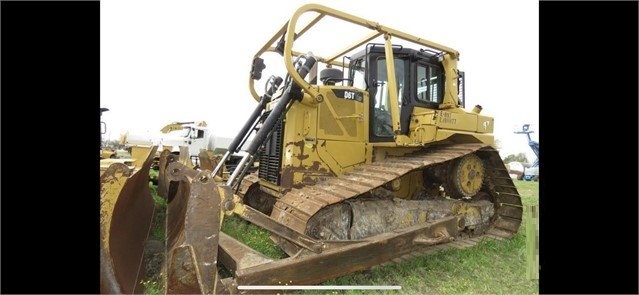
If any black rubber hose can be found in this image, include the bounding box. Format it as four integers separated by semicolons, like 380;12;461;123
244;56;316;155
227;77;283;153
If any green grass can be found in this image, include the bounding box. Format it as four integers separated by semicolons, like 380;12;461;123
221;214;287;259
306;232;534;295
148;184;167;241
140;278;163;295
143;183;167;295
514;179;539;206
149;169;159;185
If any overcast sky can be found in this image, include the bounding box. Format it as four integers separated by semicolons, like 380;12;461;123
101;0;539;162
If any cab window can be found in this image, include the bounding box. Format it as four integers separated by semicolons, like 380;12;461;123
416;63;443;104
372;57;406;137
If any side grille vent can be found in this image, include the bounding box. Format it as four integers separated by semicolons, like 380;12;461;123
258;111;284;185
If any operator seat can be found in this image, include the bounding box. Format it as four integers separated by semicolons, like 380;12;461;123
320;68;343;85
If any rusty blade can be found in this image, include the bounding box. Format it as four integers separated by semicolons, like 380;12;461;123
100;146;158;294
165;162;224;294
158;149;179;200
198;150;222;177
179;146;194;169
232;216;459;286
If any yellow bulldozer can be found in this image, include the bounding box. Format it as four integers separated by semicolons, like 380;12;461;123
100;4;522;293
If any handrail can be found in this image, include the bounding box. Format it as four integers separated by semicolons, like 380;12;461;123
249;3;460;102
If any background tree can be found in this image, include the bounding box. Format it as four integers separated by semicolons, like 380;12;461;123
503;153;529;164
103;139;125;150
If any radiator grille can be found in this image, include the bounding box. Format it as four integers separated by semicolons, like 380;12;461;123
258;111;284;185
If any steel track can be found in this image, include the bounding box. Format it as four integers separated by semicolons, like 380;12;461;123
242;143;522;264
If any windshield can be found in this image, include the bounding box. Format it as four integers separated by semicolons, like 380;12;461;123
371;57;406;138
416;63;443;104
349;58;367;90
178;127;191;138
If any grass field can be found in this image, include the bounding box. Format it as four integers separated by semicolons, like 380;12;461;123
145;179;539;294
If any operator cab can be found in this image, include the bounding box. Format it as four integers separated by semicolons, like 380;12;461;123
347;44;445;142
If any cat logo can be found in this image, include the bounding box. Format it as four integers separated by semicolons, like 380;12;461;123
482;120;490;130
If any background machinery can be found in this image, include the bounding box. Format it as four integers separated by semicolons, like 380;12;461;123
100;107;115;159
515;124;539;181
100;4;523;293
121;121;216;166
100;107;136;174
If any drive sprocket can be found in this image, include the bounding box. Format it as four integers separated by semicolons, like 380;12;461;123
445;153;485;199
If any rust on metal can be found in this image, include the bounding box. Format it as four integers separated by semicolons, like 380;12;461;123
271;143;488;234
237;173;260;197
305;197;494;241
157;149;174;200
233;202;325;253
198;150;221;177
165;162;224;294
241;180;277;215
285;139;310;161
100;146;158;293
218;232;274;275
269;143;522;254
151;144;522;293
179;146;195;169
231;216;458;286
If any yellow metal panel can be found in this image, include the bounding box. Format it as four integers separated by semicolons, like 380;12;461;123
434;110;477;132
410;125;437;144
475;115;494;133
130;145;154;168
372;146;421;162
440;55;459;108
318;103;344;137
434;129;494;146
316;87;366;142
316;140;366;174
384;36;402;135
280;101;336;187
409;108;438;144
393;170;424;200
282;103;319;169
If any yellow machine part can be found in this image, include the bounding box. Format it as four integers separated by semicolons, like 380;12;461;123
100;148;115;159
100;146;157;293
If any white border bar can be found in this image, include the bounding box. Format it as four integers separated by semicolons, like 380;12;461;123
238;285;402;290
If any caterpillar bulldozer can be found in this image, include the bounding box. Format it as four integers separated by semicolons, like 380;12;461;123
100;4;522;294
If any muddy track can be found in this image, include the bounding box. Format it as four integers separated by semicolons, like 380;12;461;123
243;142;522;249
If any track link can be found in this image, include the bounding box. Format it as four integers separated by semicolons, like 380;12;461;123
368;149;523;268
269;143;521;236
241;143;522;264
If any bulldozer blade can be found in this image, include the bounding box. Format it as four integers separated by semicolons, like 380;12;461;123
165;162;226;294
198;150;222;177
157;149;174;200
179;146;195;169
100;146;158;294
158;147;195;200
226;215;458;287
